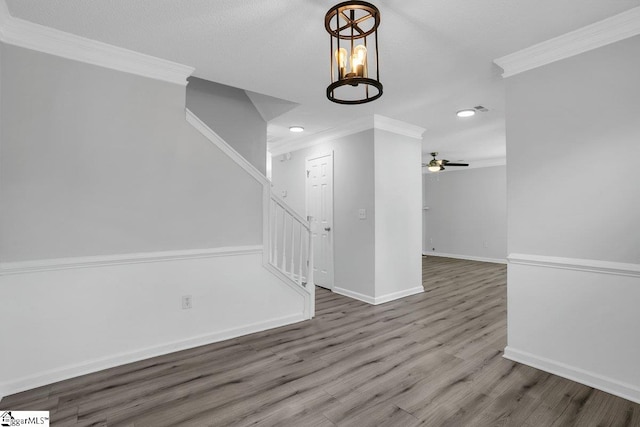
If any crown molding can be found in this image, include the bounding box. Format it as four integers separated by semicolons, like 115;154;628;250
269;115;424;156
494;6;640;78
0;1;194;85
269;116;373;156
373;114;426;140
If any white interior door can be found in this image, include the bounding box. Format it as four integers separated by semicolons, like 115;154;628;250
306;153;334;289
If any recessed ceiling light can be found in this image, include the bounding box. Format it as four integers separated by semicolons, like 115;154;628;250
456;109;476;118
289;126;304;133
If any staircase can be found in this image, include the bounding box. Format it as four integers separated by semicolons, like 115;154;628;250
186;109;315;318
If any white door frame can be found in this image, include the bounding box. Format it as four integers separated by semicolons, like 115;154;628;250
305;151;334;290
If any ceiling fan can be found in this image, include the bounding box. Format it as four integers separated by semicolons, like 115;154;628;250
422;152;469;172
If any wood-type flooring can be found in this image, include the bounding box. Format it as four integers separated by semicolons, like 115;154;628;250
2;256;639;426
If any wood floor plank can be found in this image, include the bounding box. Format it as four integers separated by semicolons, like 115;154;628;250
2;256;639;426
334;403;420;427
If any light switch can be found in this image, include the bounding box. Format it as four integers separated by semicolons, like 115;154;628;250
358;208;367;219
281;190;287;198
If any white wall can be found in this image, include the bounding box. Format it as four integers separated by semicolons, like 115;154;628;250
0;43;3;161
0;45;263;262
505;35;640;402
507;39;640;264
0;44;308;398
374;129;423;301
0;250;305;397
186;77;267;174
423;165;507;262
271;124;424;304
271;130;376;298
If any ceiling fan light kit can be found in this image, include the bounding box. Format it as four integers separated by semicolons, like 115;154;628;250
424;152;470;172
325;1;382;104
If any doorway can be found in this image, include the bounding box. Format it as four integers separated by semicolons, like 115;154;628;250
306;152;334;290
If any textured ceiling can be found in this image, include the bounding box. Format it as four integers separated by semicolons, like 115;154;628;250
7;0;640;163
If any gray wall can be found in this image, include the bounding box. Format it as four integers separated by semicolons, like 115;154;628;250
505;35;640;398
423;166;507;261
374;129;423;297
507;35;640;263
271;130;376;297
272;127;423;301
186;77;267;174
0;45;263;262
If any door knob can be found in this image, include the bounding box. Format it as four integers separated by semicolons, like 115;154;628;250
324;227;331;231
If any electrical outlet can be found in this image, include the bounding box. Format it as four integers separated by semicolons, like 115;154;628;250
483;241;488;248
182;295;192;310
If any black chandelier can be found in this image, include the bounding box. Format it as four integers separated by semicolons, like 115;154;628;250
325;1;382;105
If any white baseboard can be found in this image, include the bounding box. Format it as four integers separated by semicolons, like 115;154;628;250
0;313;305;399
333;286;376;304
0;249;310;400
504;346;640;404
423;252;507;264
375;286;424;305
334;286;424;305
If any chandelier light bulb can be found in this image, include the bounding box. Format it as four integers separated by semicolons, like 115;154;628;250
335;48;348;79
351;45;368;77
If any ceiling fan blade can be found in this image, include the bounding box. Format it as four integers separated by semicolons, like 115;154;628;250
444;163;469;166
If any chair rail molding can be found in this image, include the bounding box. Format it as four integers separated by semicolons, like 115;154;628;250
494;6;640;78
507;253;640;278
0;0;194;85
0;246;262;276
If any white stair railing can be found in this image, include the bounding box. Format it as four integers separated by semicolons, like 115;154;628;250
269;193;313;287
